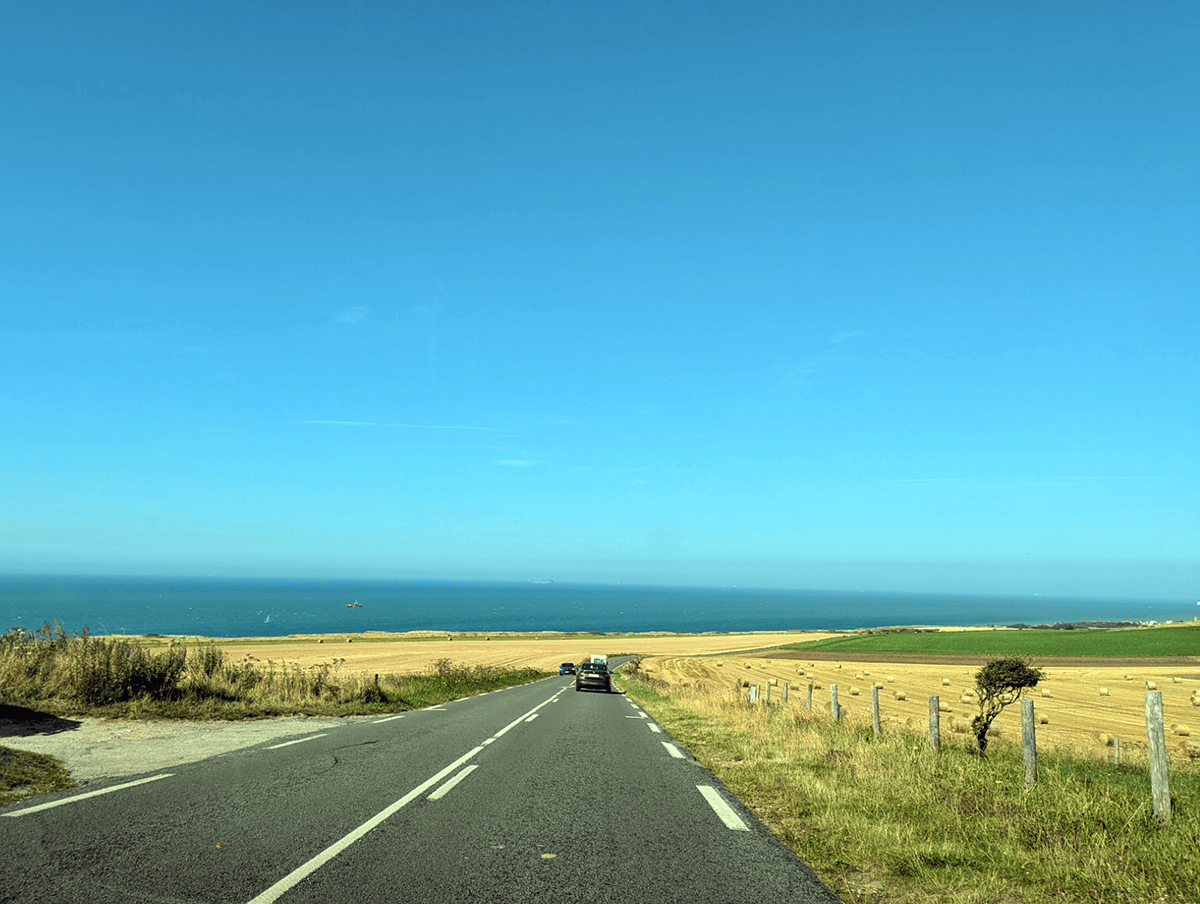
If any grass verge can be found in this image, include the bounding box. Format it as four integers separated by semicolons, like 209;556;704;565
0;746;77;806
616;660;1199;904
0;622;550;719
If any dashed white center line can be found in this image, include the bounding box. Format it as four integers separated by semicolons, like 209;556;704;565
648;724;662;733
428;765;478;800
3;773;174;817
662;742;685;759
698;785;749;831
266;734;328;750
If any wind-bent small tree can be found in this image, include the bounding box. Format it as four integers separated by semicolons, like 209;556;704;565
971;656;1043;755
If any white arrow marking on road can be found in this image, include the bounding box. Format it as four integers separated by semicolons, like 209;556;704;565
698;785;749;831
428;765;478;800
266;734;328;750
3;773;174;817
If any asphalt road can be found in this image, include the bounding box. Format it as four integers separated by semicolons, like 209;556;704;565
1;670;842;904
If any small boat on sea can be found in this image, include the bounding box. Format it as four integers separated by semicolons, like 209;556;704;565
346;600;362;608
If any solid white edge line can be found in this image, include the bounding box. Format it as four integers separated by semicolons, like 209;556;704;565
372;714;405;724
3;773;174;817
245;745;485;904
662;741;685;759
428;765;478;800
266;733;328;750
697;785;749;831
524;713;539;722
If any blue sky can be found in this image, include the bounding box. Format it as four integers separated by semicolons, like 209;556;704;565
3;2;1197;598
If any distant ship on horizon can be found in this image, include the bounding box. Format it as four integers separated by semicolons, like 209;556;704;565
529;579;554;585
346;600;362;608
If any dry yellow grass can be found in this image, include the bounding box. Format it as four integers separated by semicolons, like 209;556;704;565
645;652;1200;762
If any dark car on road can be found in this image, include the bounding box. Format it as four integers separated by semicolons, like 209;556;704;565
575;661;611;693
559;662;576;675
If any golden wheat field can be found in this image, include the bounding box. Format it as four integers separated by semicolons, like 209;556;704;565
187;630;833;675
642;651;1200;762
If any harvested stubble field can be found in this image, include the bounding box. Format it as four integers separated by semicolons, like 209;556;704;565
642;648;1200;762
149;630;837;677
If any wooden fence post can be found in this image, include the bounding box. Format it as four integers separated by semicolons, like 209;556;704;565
782;681;789;703
1021;698;1037;787
1145;690;1171;824
871;686;882;737
806;683;813;709
764;681;771;704
928;695;940;752
748;684;758;704
1114;738;1121;766
830;684;841;722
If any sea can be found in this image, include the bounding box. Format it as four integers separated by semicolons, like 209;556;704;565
0;574;1195;638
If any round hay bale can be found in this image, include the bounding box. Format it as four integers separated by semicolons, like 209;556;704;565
768;678;778;686
942;678;951;686
1179;739;1200;758
1099;687;1109;696
347;638;353;643
1040;688;1052;697
1146;681;1158;690
1038;714;1049;725
1097;732;1114;747
317;638;324;644
1173;677;1183;684
960;694;974;704
887;675;895;683
1124;675;1133;681
1173;724;1191;737
850;686;860;696
894;691;906;701
951;718;971;734
938;702;952;713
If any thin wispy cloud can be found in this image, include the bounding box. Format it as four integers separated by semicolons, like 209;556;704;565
304;420;496;431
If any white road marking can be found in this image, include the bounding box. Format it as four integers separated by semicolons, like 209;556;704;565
246;746;484;904
428;765;478;800
662;742;685;759
648;724;662;733
266;734;328;750
244;686;565;904
489;689;566;742
524;713;540;722
697;785;749;831
3;773;174;817
372;714;405;724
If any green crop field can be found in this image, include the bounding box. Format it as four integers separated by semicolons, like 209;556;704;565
785;623;1199;657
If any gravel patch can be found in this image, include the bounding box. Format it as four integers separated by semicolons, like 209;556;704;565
0;708;378;784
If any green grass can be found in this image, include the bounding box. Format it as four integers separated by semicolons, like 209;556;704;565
0;746;77;806
615;662;1200;904
786;623;1200;657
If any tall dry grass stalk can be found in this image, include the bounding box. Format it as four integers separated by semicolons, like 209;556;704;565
0;622;547;718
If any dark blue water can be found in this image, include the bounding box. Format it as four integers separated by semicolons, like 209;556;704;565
0;574;1192;637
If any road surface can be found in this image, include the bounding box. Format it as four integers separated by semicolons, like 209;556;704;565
1;670;842;903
